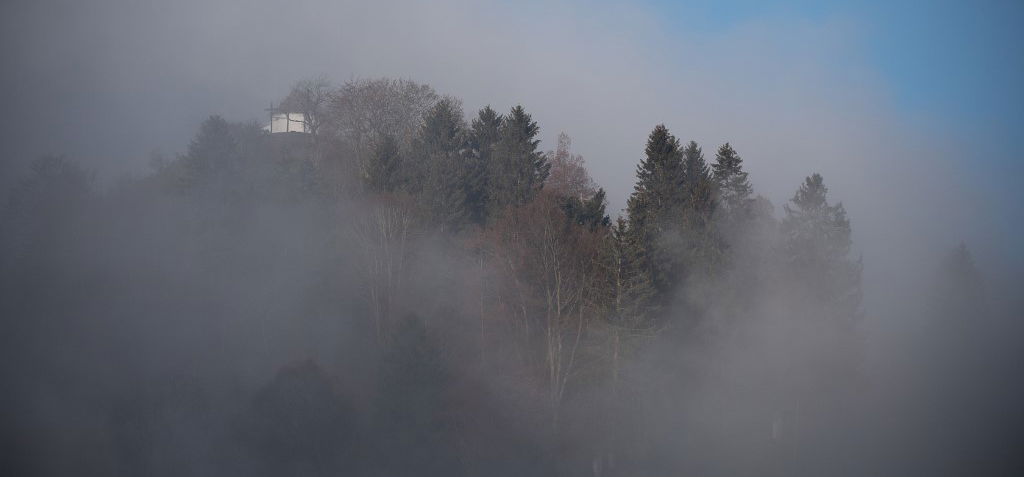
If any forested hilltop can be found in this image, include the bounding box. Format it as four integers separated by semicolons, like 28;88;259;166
1;78;1018;477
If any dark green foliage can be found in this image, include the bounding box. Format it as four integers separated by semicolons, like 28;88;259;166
712;142;752;213
678;140;717;231
560;188;610;231
624;125;688;303
467;106;503;224
680;141;712;202
418;98;467;156
626;124;684;233
783;174;852;266
782;173;861;320
168;117;321;202
601;216;657;329
673;141;722;283
414;98;475;230
470;106;503;155
180;115;240;191
488;105;550;215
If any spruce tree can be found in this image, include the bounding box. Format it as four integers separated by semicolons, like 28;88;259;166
602;216;657;330
467;106;503;224
415;98;473;230
782;173;861;320
680;141;710;192
626;125;683;234
488;105;549;215
776;174;862;464
598;216;656;457
469;106;503;159
783;174;850;264
680;140;715;222
180;115;238;191
711;143;752;212
624;125;685;300
665;140;721;326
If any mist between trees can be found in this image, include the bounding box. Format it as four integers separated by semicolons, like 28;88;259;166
1;77;1021;477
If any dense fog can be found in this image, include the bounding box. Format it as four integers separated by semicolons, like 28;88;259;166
2;1;1022;476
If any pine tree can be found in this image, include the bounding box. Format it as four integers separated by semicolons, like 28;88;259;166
783;174;850;265
781;173;861;320
467;106;503;224
776;174;862;468
469;106;503;160
680;140;715;223
680;141;711;194
711;143;752;213
595;216;656;467
602;216;657;330
626;125;683;234
414;98;473;230
624;125;684;300
180;115;238;191
488;105;550;215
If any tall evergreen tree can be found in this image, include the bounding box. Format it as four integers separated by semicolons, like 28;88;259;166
488;105;549;215
781;173;861;320
593;216;657;473
679;140;715;223
180;115;238;191
602;216;657;330
469;106;503;161
680;141;711;194
711;142;752;213
467;106;503;224
626;125;684;233
624;125;684;300
414;98;473;230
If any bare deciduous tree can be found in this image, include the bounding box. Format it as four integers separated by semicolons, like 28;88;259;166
330;78;438;180
546;132;597;200
280;77;334;140
484;190;605;427
350;194;418;345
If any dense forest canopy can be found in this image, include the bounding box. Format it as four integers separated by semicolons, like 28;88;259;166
1;76;1022;477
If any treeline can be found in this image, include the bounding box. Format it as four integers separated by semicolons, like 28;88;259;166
1;77;1008;477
